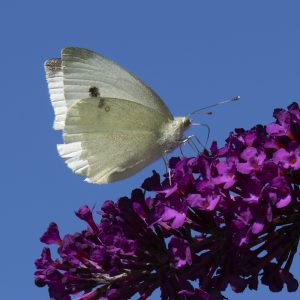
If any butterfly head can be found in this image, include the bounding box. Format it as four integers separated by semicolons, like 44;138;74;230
179;116;192;129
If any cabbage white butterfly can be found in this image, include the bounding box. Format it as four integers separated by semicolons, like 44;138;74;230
45;48;191;184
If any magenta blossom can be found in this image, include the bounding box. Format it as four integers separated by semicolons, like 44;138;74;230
35;103;300;299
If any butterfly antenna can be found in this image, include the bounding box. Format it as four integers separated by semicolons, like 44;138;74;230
190;96;240;115
187;136;201;153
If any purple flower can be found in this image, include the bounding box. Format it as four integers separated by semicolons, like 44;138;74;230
264;176;292;208
35;103;300;299
273;144;300;170
160;206;186;229
186;192;220;211
40;222;62;245
169;237;192;268
212;157;237;189
237;147;266;174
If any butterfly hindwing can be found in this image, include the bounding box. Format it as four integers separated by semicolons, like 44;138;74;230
58;97;170;183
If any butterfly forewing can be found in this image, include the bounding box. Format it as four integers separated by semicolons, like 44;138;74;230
61;48;173;124
44;59;66;130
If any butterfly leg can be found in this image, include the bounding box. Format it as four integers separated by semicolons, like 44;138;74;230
180;135;200;154
190;122;211;150
163;152;172;186
198;122;210;148
183;120;211;154
179;143;185;157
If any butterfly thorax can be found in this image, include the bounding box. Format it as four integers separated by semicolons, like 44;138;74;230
158;116;191;152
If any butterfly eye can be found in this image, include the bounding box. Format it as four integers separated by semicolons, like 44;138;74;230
184;118;192;128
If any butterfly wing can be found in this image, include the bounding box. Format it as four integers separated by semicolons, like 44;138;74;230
44;59;66;130
45;47;173;130
58;97;171;184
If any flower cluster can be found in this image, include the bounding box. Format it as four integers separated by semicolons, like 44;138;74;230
35;103;300;299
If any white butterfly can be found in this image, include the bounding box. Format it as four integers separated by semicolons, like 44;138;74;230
45;48;191;184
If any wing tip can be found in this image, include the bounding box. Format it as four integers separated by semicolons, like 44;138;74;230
44;58;62;79
44;58;61;70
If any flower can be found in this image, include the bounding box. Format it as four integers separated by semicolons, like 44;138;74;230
35;103;300;299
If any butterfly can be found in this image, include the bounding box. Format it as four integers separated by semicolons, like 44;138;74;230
45;48;191;184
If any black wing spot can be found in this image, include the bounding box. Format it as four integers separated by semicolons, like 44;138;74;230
98;98;105;108
89;86;100;97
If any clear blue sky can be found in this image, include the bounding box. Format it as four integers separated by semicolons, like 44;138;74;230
1;1;300;299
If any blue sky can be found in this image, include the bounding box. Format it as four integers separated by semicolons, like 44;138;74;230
1;1;300;299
